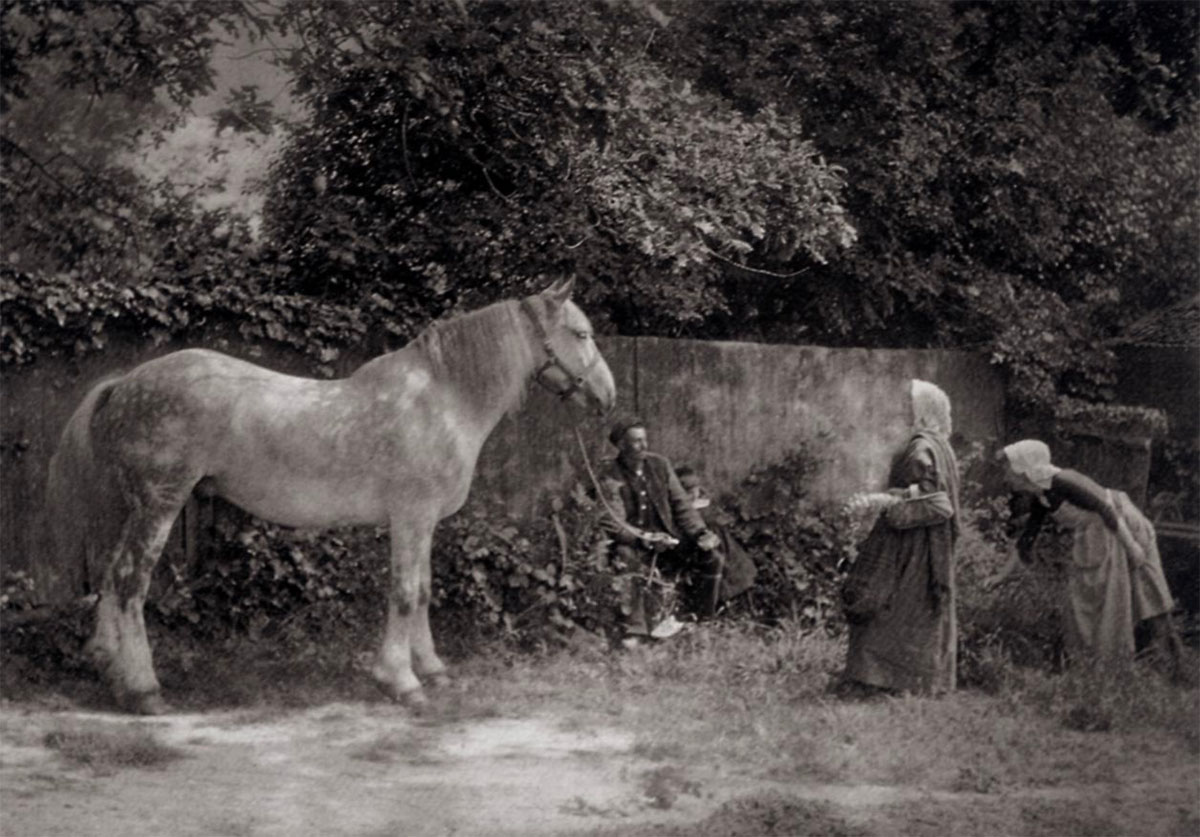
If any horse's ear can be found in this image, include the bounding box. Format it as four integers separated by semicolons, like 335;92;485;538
542;276;575;309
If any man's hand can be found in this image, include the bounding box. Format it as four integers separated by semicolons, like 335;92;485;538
639;531;680;550
697;531;720;551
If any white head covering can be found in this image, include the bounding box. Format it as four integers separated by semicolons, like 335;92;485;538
910;379;952;437
1002;439;1061;491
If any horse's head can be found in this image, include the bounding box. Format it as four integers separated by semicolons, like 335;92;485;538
522;278;616;416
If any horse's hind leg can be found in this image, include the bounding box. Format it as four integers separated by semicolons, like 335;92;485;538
86;496;185;715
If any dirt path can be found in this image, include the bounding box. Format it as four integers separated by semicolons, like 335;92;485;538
1;702;728;837
1;701;1196;837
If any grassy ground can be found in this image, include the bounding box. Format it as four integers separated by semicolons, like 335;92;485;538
2;618;1198;836
453;623;1199;789
5;618;1198;763
487;624;1200;836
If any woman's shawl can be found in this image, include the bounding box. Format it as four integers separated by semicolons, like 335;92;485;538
896;430;960;599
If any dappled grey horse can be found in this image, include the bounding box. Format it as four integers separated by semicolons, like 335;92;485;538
46;279;616;714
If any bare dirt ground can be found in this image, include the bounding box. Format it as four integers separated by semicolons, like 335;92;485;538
1;694;1197;837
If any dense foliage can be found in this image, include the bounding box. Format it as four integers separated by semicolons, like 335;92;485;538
257;0;1198;408
672;0;1199;408
260;0;856;337
0;267;388;374
0;445;855;656
3;0;1196;413
1;1;271;285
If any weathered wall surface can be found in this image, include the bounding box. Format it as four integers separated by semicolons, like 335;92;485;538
0;336;343;600
1;334;1006;604
621;338;1005;502
471;338;1006;520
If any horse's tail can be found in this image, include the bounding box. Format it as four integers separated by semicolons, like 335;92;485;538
45;375;127;596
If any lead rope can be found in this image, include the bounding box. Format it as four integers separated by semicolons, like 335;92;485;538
573;427;666;585
573;427;645;543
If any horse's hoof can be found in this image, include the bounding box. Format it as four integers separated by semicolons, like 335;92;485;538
427;672;452;690
374;679;428;710
402;689;429;712
129;692;169;716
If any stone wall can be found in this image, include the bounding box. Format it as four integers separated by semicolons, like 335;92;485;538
1;334;1007;603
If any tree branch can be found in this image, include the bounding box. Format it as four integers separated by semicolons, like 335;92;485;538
0;138;133;228
401;100;416;188
701;245;811;279
465;148;514;203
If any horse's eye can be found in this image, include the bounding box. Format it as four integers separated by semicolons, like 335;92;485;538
574;330;591;340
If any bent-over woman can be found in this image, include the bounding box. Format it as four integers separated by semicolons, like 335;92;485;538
998;439;1184;673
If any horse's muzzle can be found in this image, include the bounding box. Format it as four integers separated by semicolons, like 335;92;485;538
591;382;617;417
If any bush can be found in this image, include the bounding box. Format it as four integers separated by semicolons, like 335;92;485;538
428;484;617;652
715;445;857;631
136;445;855;657
1;570;95;691
145;514;388;675
143;484;619;659
953;452;1072;691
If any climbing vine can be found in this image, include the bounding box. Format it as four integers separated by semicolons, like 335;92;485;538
0;268;415;376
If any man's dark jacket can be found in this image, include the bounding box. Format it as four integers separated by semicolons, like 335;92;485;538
597;452;707;546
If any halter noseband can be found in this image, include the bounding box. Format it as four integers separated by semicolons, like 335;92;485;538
519;297;600;401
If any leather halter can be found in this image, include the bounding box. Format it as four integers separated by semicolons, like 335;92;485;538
519;297;600;401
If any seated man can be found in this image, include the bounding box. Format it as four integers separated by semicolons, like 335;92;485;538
597;417;722;646
675;465;758;614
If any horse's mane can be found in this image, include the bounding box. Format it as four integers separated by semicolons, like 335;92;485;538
399;299;535;412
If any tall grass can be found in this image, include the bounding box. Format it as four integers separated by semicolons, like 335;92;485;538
457;617;1197;795
1018;656;1200;744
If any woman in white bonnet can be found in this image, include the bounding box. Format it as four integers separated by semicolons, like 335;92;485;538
841;379;961;696
997;439;1184;675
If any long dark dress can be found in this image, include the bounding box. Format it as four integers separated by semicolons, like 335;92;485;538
843;432;960;694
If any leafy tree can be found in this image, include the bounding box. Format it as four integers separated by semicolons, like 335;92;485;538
1;0;261;111
667;0;1199;408
4;0;1196;418
1;0;274;286
259;0;855;338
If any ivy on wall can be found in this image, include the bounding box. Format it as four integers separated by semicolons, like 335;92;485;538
0;268;411;377
1053;396;1170;440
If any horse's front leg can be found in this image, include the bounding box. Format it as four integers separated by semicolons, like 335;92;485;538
372;516;433;706
412;546;450;688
